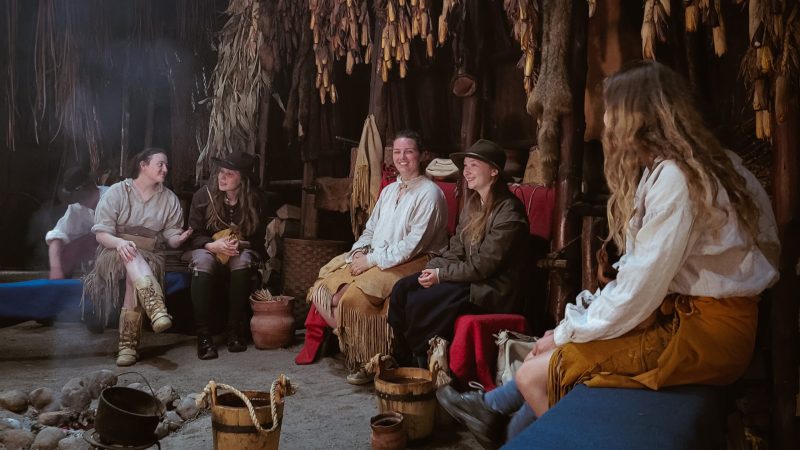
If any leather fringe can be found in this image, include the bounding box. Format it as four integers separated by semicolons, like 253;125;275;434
339;307;395;372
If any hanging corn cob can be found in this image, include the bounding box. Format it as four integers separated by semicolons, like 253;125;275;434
437;0;459;46
503;0;540;95
261;0;305;77
641;0;670;60
686;0;726;56
309;0;371;103
775;3;798;124
377;0;433;82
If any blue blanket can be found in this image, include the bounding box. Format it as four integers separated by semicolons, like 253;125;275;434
502;384;729;450
0;273;191;322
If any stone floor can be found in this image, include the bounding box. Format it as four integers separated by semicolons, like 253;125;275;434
0;320;481;449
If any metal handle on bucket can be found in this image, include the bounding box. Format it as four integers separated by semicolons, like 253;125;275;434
204;374;295;435
116;370;164;416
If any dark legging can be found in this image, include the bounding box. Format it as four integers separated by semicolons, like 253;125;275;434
388;273;481;363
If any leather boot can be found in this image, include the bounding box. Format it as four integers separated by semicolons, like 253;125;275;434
226;269;252;353
197;334;218;360
135;275;172;333
116;308;142;367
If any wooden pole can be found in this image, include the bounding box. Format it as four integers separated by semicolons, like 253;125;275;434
257;95;270;188
546;0;589;325
368;3;388;140
770;102;799;450
460;94;480;151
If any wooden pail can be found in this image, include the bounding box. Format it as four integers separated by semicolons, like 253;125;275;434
211;389;284;450
374;367;435;443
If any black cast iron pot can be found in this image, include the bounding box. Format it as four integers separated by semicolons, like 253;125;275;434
95;386;160;446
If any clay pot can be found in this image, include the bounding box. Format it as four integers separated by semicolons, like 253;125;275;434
370;411;406;450
250;296;295;349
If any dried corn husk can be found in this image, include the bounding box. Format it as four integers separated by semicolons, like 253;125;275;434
712;0;726;56
504;0;540;95
376;0;433;82
437;0;458;46
642;0;656;59
685;2;700;32
197;0;268;181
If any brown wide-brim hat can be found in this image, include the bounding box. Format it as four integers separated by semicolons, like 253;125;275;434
449;139;507;174
211;151;256;177
58;167;98;205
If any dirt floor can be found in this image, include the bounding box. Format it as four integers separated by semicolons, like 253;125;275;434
0;319;481;449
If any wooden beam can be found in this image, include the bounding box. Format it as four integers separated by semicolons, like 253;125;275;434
770;102;799;450
547;0;589;325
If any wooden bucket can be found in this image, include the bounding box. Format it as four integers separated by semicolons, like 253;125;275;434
211;389;284;450
374;367;436;443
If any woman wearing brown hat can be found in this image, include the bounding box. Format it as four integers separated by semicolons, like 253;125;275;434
85;148;193;366
187;150;269;359
388;139;530;369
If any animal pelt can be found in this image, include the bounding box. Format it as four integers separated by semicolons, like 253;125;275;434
526;0;573;186
315;176;353;213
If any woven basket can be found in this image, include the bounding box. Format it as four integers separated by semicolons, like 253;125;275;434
282;238;349;327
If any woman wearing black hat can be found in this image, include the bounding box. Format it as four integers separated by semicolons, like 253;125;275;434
187;150;269;359
388;139;530;368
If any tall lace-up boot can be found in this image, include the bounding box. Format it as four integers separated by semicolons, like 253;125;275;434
116;308;142;366
134;275;172;333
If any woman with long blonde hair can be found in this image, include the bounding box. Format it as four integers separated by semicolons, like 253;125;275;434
388;139;529;369
436;61;780;447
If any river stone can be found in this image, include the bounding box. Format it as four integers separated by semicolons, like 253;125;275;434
37;410;73;427
87;370;117;398
0;390;29;413
57;435;91;450
60;378;91;411
175;397;198;421
154;421;170;439
0;428;35;450
155;386;178;411
164;410;183;431
29;388;56;411
31;426;66;450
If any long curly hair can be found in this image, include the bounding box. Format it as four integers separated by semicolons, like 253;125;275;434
602;60;760;249
205;167;260;237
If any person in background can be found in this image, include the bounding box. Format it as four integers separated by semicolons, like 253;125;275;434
389;139;529;370
187;151;269;360
46;167;108;279
84;148;193;367
305;130;448;384
436;60;780;449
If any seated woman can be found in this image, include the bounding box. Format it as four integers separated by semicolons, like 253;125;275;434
84;148;193;367
307;130;448;382
436;61;780;448
187;151;269;360
389;139;529;369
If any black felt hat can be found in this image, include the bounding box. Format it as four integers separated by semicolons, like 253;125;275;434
211;151;257;177
59;167;97;204
449;139;506;173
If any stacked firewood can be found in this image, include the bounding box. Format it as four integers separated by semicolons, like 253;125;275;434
309;0;371;104
379;0;435;82
504;0;540;94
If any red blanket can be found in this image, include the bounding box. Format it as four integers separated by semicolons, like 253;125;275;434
449;314;529;391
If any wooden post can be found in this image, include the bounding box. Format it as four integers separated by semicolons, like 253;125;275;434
300;161;317;239
770;103;799;450
461;94;480;151
257;95;270;188
368;4;388;140
546;0;589;325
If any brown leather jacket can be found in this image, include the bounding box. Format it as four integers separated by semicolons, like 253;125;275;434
426;191;529;313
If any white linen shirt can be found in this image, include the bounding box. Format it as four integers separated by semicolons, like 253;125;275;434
45;186;110;245
351;175;448;270
554;151;780;346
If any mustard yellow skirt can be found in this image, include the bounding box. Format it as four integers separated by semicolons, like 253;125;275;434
548;295;758;406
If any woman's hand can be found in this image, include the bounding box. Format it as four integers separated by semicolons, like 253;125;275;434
116;240;138;263
209;235;239;256
418;269;439;288
349;251;370;276
525;330;556;361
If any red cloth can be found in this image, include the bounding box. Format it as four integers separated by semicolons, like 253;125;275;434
508;184;556;240
449;314;529;391
295;304;330;365
434;181;459;236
